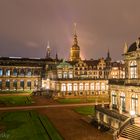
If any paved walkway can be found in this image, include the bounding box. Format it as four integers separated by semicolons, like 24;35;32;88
0;102;109;111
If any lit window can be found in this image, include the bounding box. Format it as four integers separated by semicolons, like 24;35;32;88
85;83;89;90
63;72;67;78
27;69;32;76
112;91;117;105
0;69;3;76
67;83;72;91
6;69;10;76
13;68;18;76
96;83;100;90
101;83;105;91
69;71;73;78
90;83;94;91
130;61;137;78
73;83;78;91
58;72;62;79
79;83;83;91
61;83;66;91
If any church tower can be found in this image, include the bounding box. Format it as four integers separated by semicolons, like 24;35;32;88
46;41;51;59
70;23;81;61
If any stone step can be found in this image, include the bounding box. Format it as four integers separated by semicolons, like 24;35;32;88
121;125;140;140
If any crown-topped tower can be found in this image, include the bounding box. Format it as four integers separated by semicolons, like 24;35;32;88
70;23;81;61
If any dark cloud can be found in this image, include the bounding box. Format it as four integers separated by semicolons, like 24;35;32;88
0;0;140;60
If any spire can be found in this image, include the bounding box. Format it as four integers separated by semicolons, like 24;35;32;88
107;48;110;58
73;23;78;45
46;41;51;58
124;42;128;54
55;53;58;60
106;48;111;61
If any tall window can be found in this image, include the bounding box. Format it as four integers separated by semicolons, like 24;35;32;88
112;91;117;105
120;92;125;111
73;83;78;91
95;83;100;91
13;68;18;76
26;69;32;76
67;83;72;91
0;69;3;76
85;83;89;90
61;83;66;91
58;72;62;79
20;80;24;88
27;81;31;87
130;61;137;78
101;83;105;91
6;69;10;76
79;83;83;91
20;69;25;76
90;83;94;91
6;80;10;88
13;80;17;89
69;71;73;78
131;94;138;114
63;72;67;78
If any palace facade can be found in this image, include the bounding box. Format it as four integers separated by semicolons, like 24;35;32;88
0;25;125;98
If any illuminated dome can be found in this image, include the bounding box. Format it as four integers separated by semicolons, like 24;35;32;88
128;38;140;52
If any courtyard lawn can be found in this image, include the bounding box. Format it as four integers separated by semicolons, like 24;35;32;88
57;97;109;104
56;98;83;104
0;111;63;140
74;106;95;115
0;96;33;106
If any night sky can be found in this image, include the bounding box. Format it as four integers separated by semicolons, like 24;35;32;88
0;0;140;61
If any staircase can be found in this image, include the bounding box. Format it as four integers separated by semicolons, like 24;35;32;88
120;125;140;140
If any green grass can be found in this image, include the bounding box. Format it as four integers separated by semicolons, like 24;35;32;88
0;96;33;106
57;97;109;104
0;90;32;94
74;106;95;115
0;111;63;140
57;98;83;104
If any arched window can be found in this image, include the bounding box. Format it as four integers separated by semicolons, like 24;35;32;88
101;83;105;91
13;80;17;89
20;69;25;76
131;94;138;114
20;80;24;88
95;83;100;91
61;83;66;91
6;69;10;76
112;91;117;105
85;83;89;90
13;68;18;76
130;61;137;78
67;83;72;91
6;80;10;88
79;83;83;91
90;83;94;91
120;92;125;111
73;83;78;91
26;69;32;76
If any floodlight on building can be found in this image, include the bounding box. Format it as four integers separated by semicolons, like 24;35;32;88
130;110;135;117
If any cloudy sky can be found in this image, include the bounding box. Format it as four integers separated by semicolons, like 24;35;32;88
0;0;140;60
